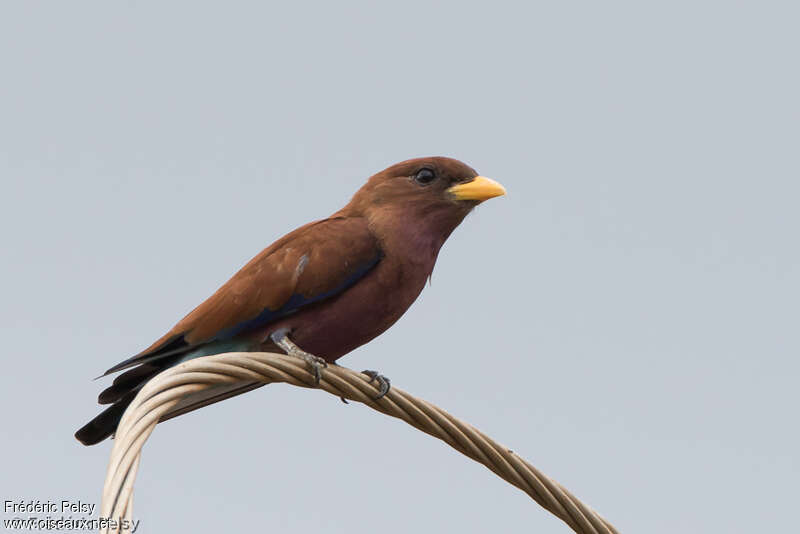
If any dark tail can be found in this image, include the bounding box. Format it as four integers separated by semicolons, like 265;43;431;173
75;359;177;446
74;390;138;445
75;354;267;446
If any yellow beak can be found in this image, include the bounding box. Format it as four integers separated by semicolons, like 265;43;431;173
447;176;507;202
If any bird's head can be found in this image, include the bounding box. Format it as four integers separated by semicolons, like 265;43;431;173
340;156;506;253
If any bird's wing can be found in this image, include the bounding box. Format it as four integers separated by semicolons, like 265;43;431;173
102;216;382;376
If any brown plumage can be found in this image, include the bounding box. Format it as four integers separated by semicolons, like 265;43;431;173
76;156;505;445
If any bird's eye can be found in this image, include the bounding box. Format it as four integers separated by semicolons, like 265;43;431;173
413;168;436;186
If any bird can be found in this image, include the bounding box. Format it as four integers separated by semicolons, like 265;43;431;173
75;156;506;445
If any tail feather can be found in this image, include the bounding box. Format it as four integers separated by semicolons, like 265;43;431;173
99;334;189;377
98;359;179;405
75;382;267;446
158;382;266;423
74;390;138;445
78;336;268;445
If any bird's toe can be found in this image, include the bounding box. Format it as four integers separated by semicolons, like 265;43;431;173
296;352;327;384
362;370;391;399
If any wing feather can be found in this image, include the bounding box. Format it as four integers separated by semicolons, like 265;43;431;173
102;216;381;376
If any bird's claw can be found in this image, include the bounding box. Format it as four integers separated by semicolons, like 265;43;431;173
285;348;327;384
362;370;391;399
297;352;327;384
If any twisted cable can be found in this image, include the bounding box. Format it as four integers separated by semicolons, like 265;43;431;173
100;351;619;534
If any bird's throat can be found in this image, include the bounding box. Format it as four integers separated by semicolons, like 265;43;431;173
371;206;466;271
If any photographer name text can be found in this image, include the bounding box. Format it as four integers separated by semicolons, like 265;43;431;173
4;500;96;515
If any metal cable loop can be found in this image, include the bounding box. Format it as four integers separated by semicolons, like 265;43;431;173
99;351;618;534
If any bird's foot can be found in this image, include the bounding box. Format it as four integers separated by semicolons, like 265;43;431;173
293;350;328;384
271;329;328;385
362;370;391;399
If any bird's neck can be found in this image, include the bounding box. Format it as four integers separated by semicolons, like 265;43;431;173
365;205;465;270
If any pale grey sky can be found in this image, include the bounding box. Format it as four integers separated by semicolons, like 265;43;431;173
2;2;798;533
